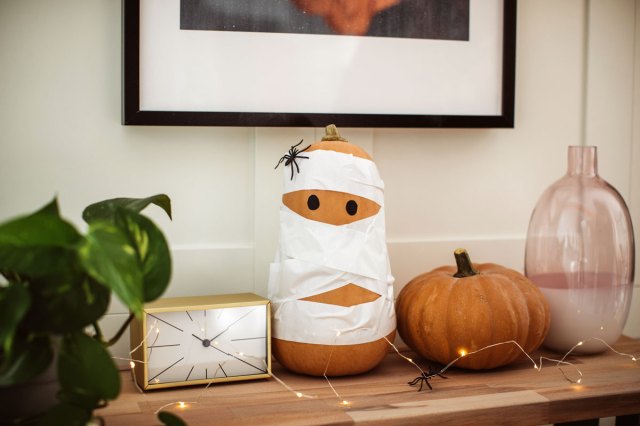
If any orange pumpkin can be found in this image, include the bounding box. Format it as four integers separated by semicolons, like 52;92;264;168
396;249;550;370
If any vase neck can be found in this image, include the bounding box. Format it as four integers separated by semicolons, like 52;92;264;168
567;146;598;177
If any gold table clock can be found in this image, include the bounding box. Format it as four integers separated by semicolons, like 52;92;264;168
130;293;271;390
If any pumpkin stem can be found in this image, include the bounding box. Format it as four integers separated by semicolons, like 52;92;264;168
322;124;348;142
453;248;479;278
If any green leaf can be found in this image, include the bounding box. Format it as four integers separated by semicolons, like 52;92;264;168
25;274;110;334
35;197;62;216
120;212;172;303
79;221;144;314
0;198;80;246
0;335;53;387
82;194;172;223
58;332;120;405
0;281;30;352
39;402;91;426
158;411;188;426
0;199;81;277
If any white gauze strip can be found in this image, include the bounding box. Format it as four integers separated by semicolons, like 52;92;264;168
271;296;396;346
278;207;389;282
283;149;385;206
269;258;395;345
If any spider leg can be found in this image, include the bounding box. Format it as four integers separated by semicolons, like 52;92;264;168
408;377;421;386
275;155;290;169
290;140;304;150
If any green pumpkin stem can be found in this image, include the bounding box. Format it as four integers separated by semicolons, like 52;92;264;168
453;248;479;278
322;124;348;142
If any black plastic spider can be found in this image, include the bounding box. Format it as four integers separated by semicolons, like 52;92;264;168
275;140;310;180
408;367;447;391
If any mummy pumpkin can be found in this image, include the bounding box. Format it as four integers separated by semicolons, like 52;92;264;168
268;125;396;376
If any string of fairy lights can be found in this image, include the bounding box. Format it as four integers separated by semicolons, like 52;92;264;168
112;321;639;416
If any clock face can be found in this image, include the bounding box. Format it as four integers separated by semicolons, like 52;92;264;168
144;304;269;386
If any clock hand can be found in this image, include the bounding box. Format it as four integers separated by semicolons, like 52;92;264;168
195;331;266;372
207;308;256;341
192;333;215;348
209;345;266;373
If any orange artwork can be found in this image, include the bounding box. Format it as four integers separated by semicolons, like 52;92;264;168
291;0;401;35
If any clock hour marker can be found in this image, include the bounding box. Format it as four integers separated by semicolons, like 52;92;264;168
219;364;227;377
186;311;193;321
186;366;194;381
148;344;180;349
206;368;208;379
231;336;266;341
149;357;185;382
148;314;184;332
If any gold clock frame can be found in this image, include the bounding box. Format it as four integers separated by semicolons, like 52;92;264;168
130;292;271;390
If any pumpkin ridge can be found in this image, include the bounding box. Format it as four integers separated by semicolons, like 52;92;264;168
481;274;518;367
509;277;531;360
446;276;469;365
468;274;497;365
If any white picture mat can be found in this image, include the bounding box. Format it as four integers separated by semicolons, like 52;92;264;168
140;0;503;116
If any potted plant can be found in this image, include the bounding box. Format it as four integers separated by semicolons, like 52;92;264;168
0;194;173;424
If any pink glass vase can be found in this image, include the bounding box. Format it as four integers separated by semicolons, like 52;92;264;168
525;146;635;353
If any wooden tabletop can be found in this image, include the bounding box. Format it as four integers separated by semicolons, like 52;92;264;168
97;337;640;425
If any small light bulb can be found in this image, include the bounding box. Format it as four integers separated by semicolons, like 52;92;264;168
213;340;219;345
407;358;413;363
341;400;350;407
238;352;244;357
155;328;160;334
295;392;303;398
336;330;341;337
129;361;136;369
154;379;160;383
600;326;604;331
576;378;582;384
201;328;205;332
178;402;186;409
632;357;637;362
577;341;584;346
459;349;467;357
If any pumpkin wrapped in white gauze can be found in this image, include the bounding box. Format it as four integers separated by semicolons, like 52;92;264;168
268;125;396;376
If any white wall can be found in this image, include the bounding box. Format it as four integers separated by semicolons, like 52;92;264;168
0;0;638;364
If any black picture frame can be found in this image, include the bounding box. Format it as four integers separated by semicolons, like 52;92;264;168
122;0;516;128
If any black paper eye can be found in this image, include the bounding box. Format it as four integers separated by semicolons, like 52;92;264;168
307;194;320;210
346;200;358;216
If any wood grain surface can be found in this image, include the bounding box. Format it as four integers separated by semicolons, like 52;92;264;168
95;337;640;425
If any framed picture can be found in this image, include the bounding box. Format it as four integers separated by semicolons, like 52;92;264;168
123;0;516;128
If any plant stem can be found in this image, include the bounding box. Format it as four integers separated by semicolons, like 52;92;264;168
93;321;105;343
453;248;479;278
107;313;134;347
